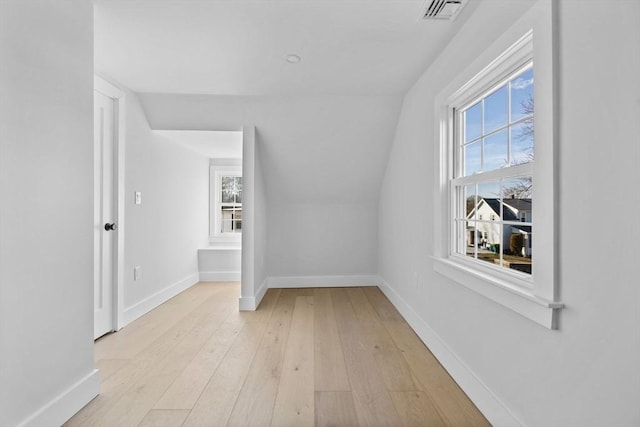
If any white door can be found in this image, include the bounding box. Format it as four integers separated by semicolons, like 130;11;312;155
94;90;116;339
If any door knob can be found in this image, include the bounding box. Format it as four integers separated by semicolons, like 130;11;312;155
104;223;117;231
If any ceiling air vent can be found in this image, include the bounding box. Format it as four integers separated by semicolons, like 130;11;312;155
422;0;467;21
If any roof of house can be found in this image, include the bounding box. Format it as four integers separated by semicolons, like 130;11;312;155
477;198;532;222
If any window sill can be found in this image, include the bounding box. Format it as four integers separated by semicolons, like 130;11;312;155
432;256;563;329
200;246;241;251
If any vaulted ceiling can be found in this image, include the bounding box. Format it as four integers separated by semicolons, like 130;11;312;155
94;0;479;204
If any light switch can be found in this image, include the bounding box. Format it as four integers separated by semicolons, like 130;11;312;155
134;266;142;281
135;191;142;205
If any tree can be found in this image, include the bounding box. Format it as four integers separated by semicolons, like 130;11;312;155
503;95;534;199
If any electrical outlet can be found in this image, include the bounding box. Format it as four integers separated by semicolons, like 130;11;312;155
134;191;142;205
134;266;142;281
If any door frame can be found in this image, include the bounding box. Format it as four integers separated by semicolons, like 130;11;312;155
94;75;126;332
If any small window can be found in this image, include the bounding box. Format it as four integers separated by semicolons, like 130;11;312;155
209;160;242;243
220;175;242;234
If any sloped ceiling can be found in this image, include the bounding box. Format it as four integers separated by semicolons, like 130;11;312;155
140;93;402;203
95;0;478;204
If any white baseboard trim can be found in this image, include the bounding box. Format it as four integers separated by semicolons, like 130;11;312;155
123;272;199;326
377;277;523;427
238;278;268;311
199;271;241;282
18;369;100;427
267;274;381;288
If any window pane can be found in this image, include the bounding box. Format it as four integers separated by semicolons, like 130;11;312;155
222;176;241;203
477;224;500;267
510;68;534;123
501;177;533;210
464;141;481;176
465;220;477;259
503;227;532;274
234;177;243;204
478;181;500;202
453;219;465;255
465;184;476;219
501;177;532;274
221;206;242;234
510;121;534;165
484;86;508;133
221;219;241;234
464;102;482;142
483;129;508;172
476;181;502;260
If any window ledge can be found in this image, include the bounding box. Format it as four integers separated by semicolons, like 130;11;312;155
199;246;241;251
432;256;563;329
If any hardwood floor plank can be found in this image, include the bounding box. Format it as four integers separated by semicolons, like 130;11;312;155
182;294;278;426
383;320;491;427
94;358;128;382
137;409;190;427
226;289;295;426
390;391;447;427
362;286;405;321
367;321;421;392
314;391;358;427
345;287;379;323
313;288;350;392
241;288;282;323
347;288;419;392
153;311;245;409
331;288;402;427
272;295;315;427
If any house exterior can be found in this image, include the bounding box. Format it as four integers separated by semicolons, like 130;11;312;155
467;197;532;257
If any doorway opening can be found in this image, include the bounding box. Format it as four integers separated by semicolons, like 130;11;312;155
153;130;244;281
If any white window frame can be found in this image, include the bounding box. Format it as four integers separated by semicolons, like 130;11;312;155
209;159;242;246
432;2;562;329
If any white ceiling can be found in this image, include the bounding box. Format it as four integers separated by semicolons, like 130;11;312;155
95;0;478;96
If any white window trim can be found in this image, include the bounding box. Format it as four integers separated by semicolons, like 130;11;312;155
209;159;242;246
433;2;562;329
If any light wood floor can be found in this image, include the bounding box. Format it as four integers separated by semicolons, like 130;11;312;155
66;282;490;427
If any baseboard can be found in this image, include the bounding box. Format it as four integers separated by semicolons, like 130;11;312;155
199;271;241;282
267;274;381;288
238;278;268;311
123;272;199;326
377;277;523;427
18;369;100;427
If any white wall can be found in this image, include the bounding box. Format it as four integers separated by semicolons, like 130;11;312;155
378;1;640;426
253;131;269;295
239;126;268;309
122;89;210;323
140;95;396;285
198;248;241;281
268;202;378;278
0;2;98;426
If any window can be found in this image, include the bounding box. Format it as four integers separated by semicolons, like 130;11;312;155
220;175;242;233
209;159;242;244
454;63;534;276
433;10;562;330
